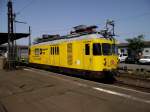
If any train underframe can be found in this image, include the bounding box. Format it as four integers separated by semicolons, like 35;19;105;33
28;63;117;81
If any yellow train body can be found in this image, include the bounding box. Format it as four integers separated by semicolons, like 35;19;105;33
29;34;118;74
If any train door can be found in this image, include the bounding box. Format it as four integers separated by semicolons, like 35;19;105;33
102;43;112;68
67;43;73;66
49;46;54;65
54;46;60;66
83;42;92;70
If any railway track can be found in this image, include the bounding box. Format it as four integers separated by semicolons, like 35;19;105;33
113;71;150;93
114;80;150;93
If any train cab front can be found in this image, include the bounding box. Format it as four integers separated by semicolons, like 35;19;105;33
91;41;119;79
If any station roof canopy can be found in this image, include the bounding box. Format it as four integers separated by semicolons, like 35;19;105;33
0;33;29;45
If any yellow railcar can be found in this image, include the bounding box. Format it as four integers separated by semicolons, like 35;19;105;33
29;33;119;78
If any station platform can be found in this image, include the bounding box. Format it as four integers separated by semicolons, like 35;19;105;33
0;68;150;112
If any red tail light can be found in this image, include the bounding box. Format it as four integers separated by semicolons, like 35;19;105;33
104;58;106;66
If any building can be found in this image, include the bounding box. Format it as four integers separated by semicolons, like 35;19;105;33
118;41;150;56
142;41;150;56
0;45;28;62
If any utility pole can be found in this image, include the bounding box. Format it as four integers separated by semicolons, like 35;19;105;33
29;26;31;47
28;26;31;63
7;0;15;70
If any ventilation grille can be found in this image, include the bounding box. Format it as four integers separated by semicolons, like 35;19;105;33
67;43;73;65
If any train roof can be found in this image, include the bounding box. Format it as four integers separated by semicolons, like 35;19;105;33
32;33;114;46
33;25;99;44
33;32;98;44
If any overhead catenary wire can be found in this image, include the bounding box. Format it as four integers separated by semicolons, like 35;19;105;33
116;12;150;23
12;0;150;35
39;11;150;35
6;0;150;38
15;0;37;15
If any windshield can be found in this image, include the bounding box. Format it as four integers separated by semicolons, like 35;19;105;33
102;43;112;55
93;43;101;55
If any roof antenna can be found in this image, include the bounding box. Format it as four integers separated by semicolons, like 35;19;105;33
99;19;115;38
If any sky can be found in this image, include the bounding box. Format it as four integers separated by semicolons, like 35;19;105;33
0;0;150;45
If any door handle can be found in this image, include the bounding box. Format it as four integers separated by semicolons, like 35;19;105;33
89;58;92;64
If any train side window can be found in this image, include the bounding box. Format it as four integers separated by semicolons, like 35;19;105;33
35;48;39;55
55;46;59;55
56;46;57;55
52;47;54;55
50;47;51;55
53;47;55;55
93;43;101;55
57;46;59;55
55;47;57;55
51;47;52;55
85;44;90;55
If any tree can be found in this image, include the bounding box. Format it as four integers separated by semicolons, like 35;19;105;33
126;34;144;60
33;37;42;44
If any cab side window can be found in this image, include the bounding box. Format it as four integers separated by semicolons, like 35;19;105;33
85;44;90;55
